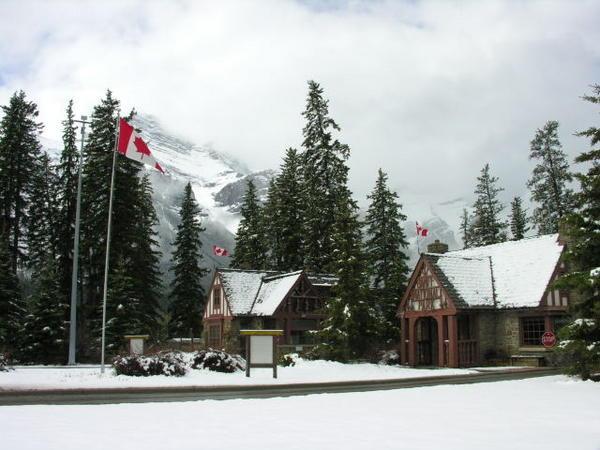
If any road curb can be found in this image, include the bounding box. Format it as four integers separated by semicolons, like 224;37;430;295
0;367;561;406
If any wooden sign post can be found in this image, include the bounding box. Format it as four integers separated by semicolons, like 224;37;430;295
240;329;284;378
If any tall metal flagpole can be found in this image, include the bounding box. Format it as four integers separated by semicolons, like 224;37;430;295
68;115;90;365
100;115;120;374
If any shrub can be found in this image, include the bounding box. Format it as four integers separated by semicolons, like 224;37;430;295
112;352;187;377
278;353;295;367
191;349;245;373
378;350;401;366
0;353;12;372
278;353;297;367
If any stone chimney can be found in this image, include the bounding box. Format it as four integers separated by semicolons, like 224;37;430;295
427;239;448;254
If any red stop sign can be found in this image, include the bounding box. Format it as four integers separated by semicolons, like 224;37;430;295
542;331;556;348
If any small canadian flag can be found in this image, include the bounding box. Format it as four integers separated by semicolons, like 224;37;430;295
416;221;429;237
118;118;165;173
213;245;230;257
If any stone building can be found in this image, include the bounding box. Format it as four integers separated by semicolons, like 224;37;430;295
203;268;336;353
397;234;569;367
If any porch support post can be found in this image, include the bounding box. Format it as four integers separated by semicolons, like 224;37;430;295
408;317;416;366
436;315;445;367
447;315;459;368
400;316;407;364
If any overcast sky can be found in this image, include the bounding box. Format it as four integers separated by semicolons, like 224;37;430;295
1;0;599;227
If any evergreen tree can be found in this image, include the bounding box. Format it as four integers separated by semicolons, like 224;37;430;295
0;234;23;351
557;85;600;381
301;81;351;273
80;92;162;356
20;258;68;364
528;120;575;234
55;100;80;299
262;178;282;270
129;174;162;337
231;180;267;269
80;90;121;334
26;151;58;272
169;182;208;338
364;169;409;344
509;196;529;240
312;194;375;360
469;164;508;246
103;259;141;354
460;208;472;249
0;90;43;272
264;148;304;271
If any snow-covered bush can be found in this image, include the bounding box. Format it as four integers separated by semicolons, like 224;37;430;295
378;350;401;366
191;349;245;373
278;353;298;367
112;352;187;377
0;353;13;372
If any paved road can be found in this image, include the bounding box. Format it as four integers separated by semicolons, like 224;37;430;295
0;367;560;406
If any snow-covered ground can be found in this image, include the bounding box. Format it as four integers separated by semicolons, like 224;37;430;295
1;376;598;450
0;359;480;390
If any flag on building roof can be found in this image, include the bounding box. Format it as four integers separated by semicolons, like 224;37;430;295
213;245;230;257
117;118;165;173
416;222;429;237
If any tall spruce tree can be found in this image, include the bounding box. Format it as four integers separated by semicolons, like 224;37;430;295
55;100;80;299
460;208;472;249
264;148;304;271
528;120;575;234
0;90;43;272
26;151;58;272
129;174;163;337
20;258;68;364
169;182;208;338
231;180;267;269
364;169;409;344
301;80;351;273
103;259;140;353
312;194;374;360
556;85;600;381
509;196;529;240
275;148;304;270
262;178;283;270
80;93;162;356
0;233;23;351
469;164;508;246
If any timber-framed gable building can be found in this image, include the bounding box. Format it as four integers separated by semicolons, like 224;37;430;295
397;234;569;367
203;268;336;352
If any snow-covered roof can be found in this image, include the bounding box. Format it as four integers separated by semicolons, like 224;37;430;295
251;271;303;316
431;255;495;307
218;269;335;316
426;234;564;308
219;269;274;315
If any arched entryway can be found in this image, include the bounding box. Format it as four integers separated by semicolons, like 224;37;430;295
415;317;438;366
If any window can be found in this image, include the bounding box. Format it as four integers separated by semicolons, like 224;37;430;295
521;317;545;346
213;286;221;310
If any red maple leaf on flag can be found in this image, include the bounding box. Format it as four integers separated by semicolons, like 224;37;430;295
134;136;152;157
213;245;229;257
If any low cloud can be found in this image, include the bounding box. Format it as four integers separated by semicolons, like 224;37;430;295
1;0;599;228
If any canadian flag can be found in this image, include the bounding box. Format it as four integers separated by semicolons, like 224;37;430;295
416;222;429;237
213;245;230;257
118;118;165;173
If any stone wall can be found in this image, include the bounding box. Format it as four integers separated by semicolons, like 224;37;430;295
476;311;497;361
495;311;521;358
